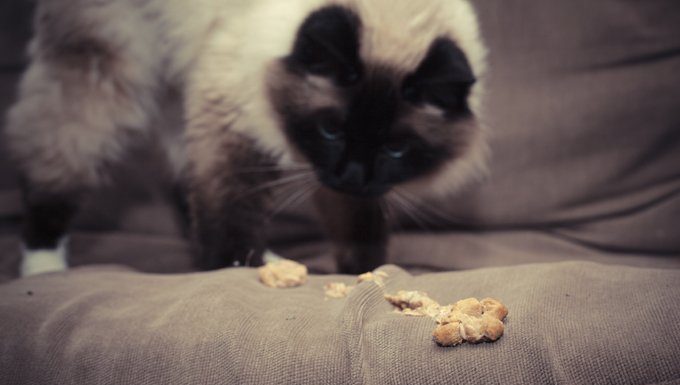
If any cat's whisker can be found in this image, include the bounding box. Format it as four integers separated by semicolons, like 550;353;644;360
269;178;318;219
229;171;315;202
377;198;392;223
271;186;309;217
380;196;405;234
227;166;313;178
244;248;255;268
230;164;312;173
398;192;443;231
395;191;440;231
388;191;431;231
273;171;315;195
289;183;318;215
395;188;465;226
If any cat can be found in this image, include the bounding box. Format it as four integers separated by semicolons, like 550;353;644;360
3;0;488;276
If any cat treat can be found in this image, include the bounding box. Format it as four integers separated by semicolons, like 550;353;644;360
324;282;354;299
385;291;508;347
357;271;389;287
258;259;308;288
257;262;507;347
384;290;443;318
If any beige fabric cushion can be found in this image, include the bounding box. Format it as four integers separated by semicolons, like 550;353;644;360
1;261;679;384
1;0;679;278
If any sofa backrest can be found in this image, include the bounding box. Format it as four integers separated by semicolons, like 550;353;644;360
441;0;680;254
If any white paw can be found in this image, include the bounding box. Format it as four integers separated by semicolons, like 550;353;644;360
263;250;284;264
20;238;69;277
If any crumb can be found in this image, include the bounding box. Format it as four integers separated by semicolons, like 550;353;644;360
397;308;422;317
258;259;308;288
481;315;504;341
480;297;508;320
26;291;33;296
433;321;463;347
324;282;355;299
357;271;388;287
384;290;440;317
451;297;482;317
432;304;454;324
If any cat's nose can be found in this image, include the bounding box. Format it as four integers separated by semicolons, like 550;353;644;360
338;161;365;187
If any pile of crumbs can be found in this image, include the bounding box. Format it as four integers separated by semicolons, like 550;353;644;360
257;259;508;347
385;291;508;347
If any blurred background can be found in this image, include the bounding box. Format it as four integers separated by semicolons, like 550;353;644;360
1;0;679;282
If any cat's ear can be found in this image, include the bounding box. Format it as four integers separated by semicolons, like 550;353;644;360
402;37;476;114
287;5;362;86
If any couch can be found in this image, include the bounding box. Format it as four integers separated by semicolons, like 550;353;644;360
1;0;679;384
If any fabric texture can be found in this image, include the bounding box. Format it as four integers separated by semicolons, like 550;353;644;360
1;261;679;385
0;0;679;279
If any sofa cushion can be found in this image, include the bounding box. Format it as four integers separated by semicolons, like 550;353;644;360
1;261;679;385
1;0;679;280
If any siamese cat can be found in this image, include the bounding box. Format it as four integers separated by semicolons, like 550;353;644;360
4;0;488;276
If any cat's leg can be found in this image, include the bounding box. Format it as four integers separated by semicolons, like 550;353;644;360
4;42;155;276
185;130;283;270
17;184;78;276
314;188;388;274
159;107;192;238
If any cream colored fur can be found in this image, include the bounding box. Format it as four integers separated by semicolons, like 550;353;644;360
5;0;486;199
5;0;487;274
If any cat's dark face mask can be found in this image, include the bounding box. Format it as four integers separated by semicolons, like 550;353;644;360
268;5;476;197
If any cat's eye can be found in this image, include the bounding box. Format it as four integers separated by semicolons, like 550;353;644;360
318;123;344;141
384;142;410;159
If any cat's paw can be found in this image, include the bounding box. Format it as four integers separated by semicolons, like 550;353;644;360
258;258;307;288
262;250;284;264
20;239;69;277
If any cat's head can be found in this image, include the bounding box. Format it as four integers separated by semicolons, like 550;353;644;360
267;1;487;197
